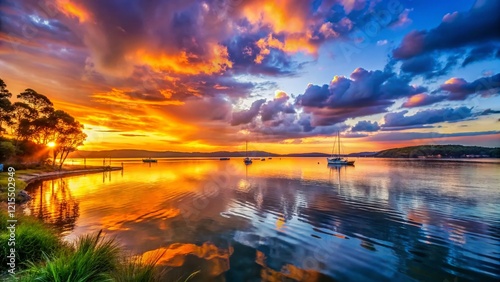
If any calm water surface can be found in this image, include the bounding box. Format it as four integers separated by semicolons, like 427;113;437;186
24;158;500;281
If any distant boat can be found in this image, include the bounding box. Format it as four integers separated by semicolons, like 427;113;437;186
327;132;354;166
220;157;230;160
261;158;265;161
142;158;157;163
244;140;252;165
268;157;272;159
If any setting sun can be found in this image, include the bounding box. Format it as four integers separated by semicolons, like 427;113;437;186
47;142;56;148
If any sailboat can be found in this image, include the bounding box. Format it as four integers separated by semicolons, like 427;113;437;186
327;132;354;166
244;140;252;165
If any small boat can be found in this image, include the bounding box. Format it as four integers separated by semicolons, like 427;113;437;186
327;132;354;166
244;140;252;165
220;157;230;160
142;158;157;163
261;158;265;161
268;157;272;159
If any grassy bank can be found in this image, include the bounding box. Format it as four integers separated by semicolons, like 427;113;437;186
0;211;166;281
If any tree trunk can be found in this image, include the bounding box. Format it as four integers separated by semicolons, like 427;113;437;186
59;150;71;169
58;148;65;169
52;149;57;167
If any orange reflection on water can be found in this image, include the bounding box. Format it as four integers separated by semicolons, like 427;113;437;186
141;243;233;276
24;179;79;233
256;250;322;281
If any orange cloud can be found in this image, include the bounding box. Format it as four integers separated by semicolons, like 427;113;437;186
405;93;426;106
241;0;308;34
137;43;233;75
255;33;317;63
56;0;90;22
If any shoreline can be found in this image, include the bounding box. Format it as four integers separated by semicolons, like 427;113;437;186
18;166;123;186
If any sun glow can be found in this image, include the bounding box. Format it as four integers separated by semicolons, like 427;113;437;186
47;141;56;148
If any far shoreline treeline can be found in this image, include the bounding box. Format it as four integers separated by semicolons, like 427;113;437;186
69;145;500;159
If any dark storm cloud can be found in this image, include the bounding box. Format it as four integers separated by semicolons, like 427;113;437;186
351;120;380;132
382;107;473;128
393;0;500;59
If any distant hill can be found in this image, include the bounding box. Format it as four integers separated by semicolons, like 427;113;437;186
347;151;378;157
375;145;500;158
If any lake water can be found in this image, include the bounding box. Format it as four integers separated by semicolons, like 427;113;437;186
24;158;500;281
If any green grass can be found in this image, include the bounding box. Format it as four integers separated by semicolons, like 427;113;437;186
0;213;62;272
111;250;167;282
20;230;121;282
0;211;180;281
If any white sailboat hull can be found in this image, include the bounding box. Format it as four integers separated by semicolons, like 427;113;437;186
327;157;354;165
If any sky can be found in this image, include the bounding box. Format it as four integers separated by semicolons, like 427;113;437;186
0;0;499;153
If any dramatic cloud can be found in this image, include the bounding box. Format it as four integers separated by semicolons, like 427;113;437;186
2;0;500;151
400;55;436;75
383;107;473;128
260;91;295;121
438;73;500;100
351;120;380;132
462;44;500;67
295;68;426;125
478;109;500;116
231;98;266;126
393;0;500;59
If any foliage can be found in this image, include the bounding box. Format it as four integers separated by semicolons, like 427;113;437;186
0;78;87;166
0;214;62;272
0;79;13;133
375;145;500;158
0;141;15;162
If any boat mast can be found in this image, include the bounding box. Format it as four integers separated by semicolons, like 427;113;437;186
338;131;341;159
246;140;248;157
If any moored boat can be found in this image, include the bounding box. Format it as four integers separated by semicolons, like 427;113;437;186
244;140;252;165
327;132;354;166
